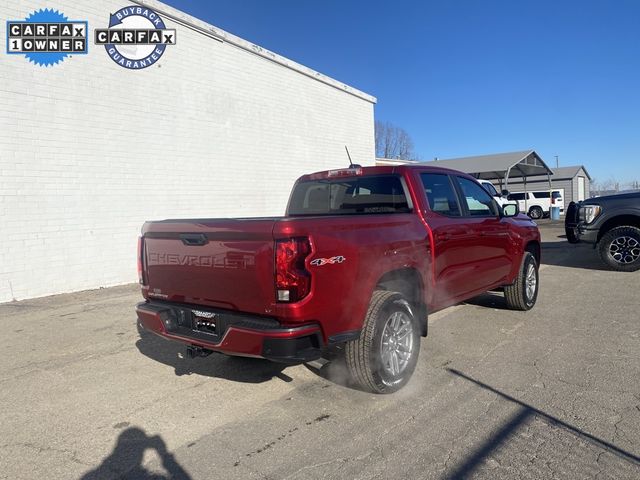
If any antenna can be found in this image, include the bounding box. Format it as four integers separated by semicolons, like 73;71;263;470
344;146;362;169
345;146;354;167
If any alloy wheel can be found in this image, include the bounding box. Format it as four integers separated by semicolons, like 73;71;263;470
609;236;640;264
380;311;414;377
525;263;537;301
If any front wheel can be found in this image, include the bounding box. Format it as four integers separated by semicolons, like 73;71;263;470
598;226;640;272
504;252;539;310
345;291;420;394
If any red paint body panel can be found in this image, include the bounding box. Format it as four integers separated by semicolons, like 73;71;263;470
137;165;540;359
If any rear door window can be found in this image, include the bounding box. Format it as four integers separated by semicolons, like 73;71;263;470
420;173;461;217
507;193;526;201
288;175;411;216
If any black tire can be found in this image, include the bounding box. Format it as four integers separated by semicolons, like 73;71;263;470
598;226;640;272
565;202;580;243
504;252;539;311
565;227;580;244
345;291;420;394
528;206;543;220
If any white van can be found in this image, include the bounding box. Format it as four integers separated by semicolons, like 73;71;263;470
507;190;564;219
478;180;518;209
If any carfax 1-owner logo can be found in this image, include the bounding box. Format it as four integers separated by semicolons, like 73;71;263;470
95;5;176;69
6;9;88;66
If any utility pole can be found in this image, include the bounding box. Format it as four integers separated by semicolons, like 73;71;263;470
554;155;559;168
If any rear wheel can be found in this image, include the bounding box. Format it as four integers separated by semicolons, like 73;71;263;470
504;252;539;310
598;226;640;272
346;291;420;394
528;206;544;220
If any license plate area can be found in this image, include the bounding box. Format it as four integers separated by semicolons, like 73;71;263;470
191;309;218;335
159;302;281;343
170;307;220;338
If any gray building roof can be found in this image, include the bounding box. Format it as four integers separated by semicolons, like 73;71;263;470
420;150;553;180
550;165;592;180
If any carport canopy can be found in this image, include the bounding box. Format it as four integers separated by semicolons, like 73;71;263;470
424;150;553;189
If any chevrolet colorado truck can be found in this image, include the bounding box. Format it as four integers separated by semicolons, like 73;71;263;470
136;165;541;393
565;192;640;271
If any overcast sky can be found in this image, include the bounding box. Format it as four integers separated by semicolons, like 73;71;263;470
165;0;640;183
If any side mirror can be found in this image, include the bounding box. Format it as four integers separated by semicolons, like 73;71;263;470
502;203;519;217
501;189;510;197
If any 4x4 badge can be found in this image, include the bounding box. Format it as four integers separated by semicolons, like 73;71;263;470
310;256;346;267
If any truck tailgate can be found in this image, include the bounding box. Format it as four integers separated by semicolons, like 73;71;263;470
142;219;278;314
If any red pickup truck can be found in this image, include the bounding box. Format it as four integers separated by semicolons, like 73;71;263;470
136;165;540;393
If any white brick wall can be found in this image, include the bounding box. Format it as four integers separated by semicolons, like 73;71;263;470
0;0;376;302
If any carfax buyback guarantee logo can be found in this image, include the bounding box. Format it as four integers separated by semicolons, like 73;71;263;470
6;9;88;66
95;5;176;69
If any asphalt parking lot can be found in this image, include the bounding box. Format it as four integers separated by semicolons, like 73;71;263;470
1;220;639;480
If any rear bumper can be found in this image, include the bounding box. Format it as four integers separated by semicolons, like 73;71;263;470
136;301;323;364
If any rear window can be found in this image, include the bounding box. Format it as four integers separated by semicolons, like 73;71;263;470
508;193;526;201
531;191;562;199
287;175;411;216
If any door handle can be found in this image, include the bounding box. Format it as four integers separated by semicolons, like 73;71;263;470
180;233;208;246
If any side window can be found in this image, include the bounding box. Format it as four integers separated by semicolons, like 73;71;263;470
456;177;498;217
420;173;461;217
507;193;526;201
533;192;550;199
481;182;499;197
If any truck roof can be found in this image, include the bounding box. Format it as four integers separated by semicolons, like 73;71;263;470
299;164;470;182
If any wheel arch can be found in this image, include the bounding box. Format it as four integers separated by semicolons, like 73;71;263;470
525;240;541;265
375;267;428;337
596;215;640;243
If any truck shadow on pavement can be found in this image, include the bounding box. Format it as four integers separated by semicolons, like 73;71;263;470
443;369;640;479
135;327;290;384
540;239;610;271
80;426;191;480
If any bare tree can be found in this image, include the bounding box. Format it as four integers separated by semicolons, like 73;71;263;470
375;121;416;160
592;178;619;193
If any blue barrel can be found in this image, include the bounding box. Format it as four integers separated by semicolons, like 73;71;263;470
551;206;560;220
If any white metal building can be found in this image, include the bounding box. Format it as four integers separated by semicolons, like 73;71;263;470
0;0;376;302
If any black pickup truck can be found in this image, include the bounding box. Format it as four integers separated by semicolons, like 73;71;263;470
565;192;640;271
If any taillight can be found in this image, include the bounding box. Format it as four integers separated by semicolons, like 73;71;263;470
137;237;145;285
275;237;312;302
